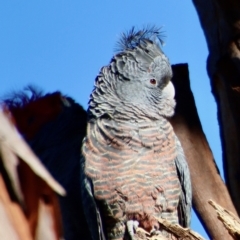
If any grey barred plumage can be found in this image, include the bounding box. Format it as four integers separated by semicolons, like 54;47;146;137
81;26;192;240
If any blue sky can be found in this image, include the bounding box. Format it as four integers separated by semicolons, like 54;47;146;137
0;1;222;239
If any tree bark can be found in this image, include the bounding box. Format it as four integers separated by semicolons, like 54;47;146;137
171;64;237;240
192;0;240;217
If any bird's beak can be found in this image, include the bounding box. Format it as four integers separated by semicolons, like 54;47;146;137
162;81;175;99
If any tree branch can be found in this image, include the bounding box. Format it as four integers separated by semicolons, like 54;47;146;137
171;64;236;240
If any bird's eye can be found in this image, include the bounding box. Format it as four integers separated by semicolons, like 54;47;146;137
150;79;156;85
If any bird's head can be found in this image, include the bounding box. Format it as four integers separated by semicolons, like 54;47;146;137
88;26;175;121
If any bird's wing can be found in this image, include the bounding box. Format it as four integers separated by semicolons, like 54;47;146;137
174;135;192;228
80;154;106;240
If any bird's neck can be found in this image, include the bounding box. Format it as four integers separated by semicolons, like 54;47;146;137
88;116;173;151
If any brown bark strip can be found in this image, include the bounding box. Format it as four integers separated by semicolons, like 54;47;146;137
0;174;32;240
171;64;236;240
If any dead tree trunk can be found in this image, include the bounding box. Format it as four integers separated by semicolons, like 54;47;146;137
171;64;237;240
192;0;240;217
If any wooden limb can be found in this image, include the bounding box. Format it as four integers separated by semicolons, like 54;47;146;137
0;174;32;240
155;217;205;240
0;107;64;239
0;107;65;196
209;199;240;239
135;217;205;240
192;0;240;217
171;64;237;240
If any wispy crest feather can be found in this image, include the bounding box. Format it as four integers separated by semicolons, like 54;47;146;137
115;25;165;52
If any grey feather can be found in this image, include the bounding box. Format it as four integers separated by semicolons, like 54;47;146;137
89;35;174;121
80;155;106;240
115;25;165;52
175;136;192;227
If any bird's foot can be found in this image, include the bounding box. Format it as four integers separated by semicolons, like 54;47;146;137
127;220;139;239
150;228;161;236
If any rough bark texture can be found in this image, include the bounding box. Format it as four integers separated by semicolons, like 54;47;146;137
171;64;237;240
192;0;240;217
209;200;240;239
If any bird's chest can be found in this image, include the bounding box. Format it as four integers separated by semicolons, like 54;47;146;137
83;119;179;206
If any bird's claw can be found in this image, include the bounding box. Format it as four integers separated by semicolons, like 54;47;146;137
127;220;139;239
150;228;161;236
